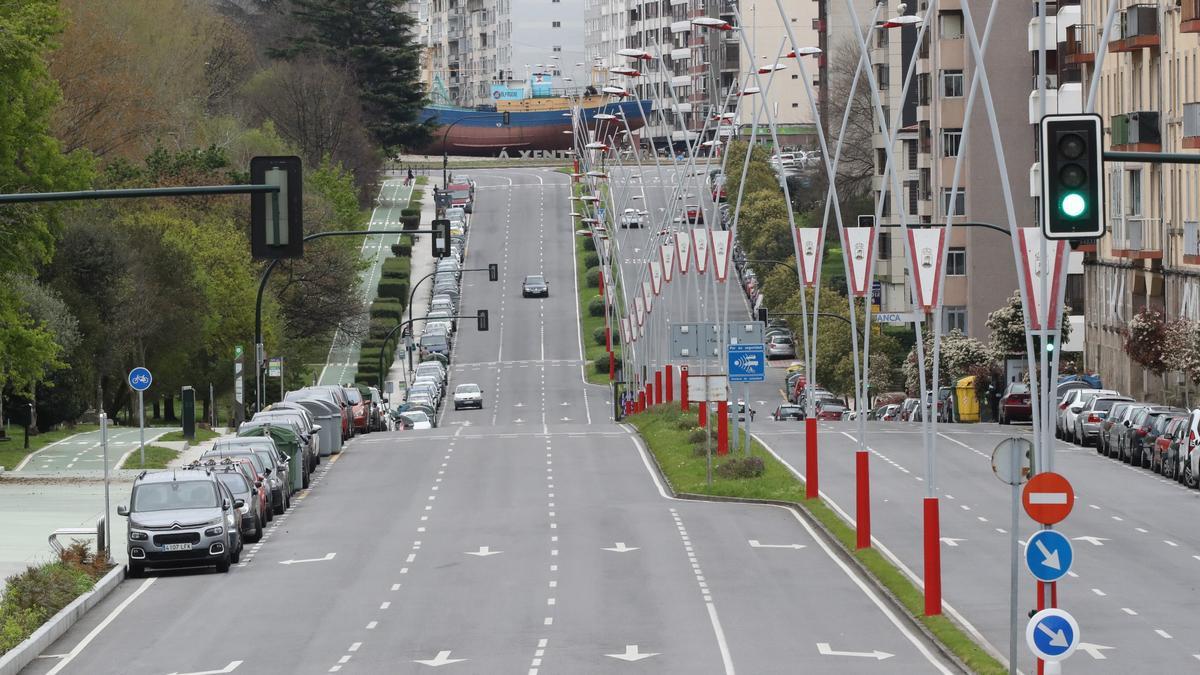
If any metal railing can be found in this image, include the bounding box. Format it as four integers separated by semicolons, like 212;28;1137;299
49;518;105;557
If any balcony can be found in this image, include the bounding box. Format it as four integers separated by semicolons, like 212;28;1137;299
1028;15;1058;52
1186;103;1200;149
1111;218;1162;259
1184;0;1200;34
1184;221;1200;265
1110;111;1161;151
1109;4;1158;53
1063;24;1094;64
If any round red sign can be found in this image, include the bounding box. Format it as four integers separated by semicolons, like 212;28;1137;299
1022;472;1074;525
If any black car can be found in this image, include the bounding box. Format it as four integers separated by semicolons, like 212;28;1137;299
773;404;804;421
522;274;549;298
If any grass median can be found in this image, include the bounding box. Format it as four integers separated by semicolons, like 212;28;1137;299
628;403;1005;675
0;424;100;472
119;445;179;470
157;428;220;443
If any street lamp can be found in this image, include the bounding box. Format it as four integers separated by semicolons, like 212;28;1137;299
442;112;509;188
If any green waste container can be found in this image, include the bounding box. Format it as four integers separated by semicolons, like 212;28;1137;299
238;423;305;492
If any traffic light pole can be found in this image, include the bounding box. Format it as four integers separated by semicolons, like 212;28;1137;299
376;310;490;391
404;265;498;375
1103;151;1200;165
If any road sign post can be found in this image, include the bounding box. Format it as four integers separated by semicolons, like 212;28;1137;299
234;346;245;427
993;436;1034;675
128;367;152;467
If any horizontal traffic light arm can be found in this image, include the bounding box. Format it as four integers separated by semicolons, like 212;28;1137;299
1103;151;1200;165
0;184;279;204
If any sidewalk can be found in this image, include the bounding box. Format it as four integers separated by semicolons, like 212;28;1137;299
384;183;438;406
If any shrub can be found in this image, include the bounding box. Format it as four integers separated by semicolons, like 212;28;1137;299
674;418;695;431
400;214;421;230
378;280;410;302
356;361;381;375
592;326;620;347
715;456;766;479
587;296;606;317
687;427;707;444
582;236;596;251
369;318;394;339
370;301;403;321
390;235;413;257
382;257;411;280
401;207;421;217
585;266;602;288
354;372;378;385
0;542;109;654
584;251;600;268
593;355;621;374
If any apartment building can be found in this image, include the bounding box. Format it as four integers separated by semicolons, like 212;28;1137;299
736;1;821;145
424;0;585;107
1068;0;1200;401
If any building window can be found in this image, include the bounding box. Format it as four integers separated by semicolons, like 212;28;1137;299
939;11;964;39
941;188;965;216
1126;168;1142;216
941;69;964;97
553;45;562;52
552;20;561;27
942;128;962;157
946;246;966;275
878;231;891;260
944;306;967;333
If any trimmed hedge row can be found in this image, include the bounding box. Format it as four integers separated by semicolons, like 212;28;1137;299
378;280;410;302
587;296;605;317
370;300;404;321
382;257;411;279
585;266;601;288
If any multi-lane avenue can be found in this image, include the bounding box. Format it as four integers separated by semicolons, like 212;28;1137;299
21;168;955;675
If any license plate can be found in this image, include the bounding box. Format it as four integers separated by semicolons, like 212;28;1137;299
163;543;192;552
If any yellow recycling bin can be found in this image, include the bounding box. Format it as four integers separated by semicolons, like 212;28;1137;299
955;376;980;423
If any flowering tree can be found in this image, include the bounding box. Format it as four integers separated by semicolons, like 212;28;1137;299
903;329;996;393
1123;308;1168;374
985;291;1073;358
1162;318;1200;384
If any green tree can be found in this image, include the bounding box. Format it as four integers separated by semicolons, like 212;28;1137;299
986;291;1073;358
275;0;430;150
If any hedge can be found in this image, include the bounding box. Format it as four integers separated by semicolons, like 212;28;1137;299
400;214;420;230
587;296;605;317
370;301;404;321
382;257;411;279
593;355;621;374
582;236;596;251
585;266;601;288
369;318;394;339
593;326;620;346
356;360;382;375
391;235;414;257
378;280;410;302
584;251;600;268
353;372;378;385
401;207;421;217
0;542;110;654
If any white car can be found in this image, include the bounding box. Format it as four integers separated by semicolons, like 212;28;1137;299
453;383;484;410
1057;389;1117;438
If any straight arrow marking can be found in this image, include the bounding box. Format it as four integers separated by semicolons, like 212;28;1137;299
939;537;965;547
1072;536;1110;546
278;553;336;565
606;645;659;662
816;643;894;660
603;542;640;553
465;546;503;557
167;661;243;675
1077;643;1114;660
413;651;467;667
748;540;805;549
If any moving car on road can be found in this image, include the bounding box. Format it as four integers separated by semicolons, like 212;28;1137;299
765;334;795;360
522;274;549;298
453;383;484;410
772;404;804;421
998;383;1031;424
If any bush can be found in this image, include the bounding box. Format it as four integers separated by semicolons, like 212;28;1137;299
382;257;411;280
390;235;414;258
401;207;421;217
370;301;403;321
585;266;602;288
687;427;708;444
353;372;378;385
715;456;766;479
593;355;621;374
582;236;596;251
593;326;620;347
0;542;109;654
356;360;382;374
584;251;600;268
400;214;420;230
378;280;410;302
369;318;394;339
674;418;695;431
587;296;605;317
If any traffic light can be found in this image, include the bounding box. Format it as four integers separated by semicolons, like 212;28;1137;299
477;309;489;331
432;218;451;257
757;307;768;324
1039;114;1104;240
1032;334;1057;357
250;156;304;260
488;263;499;281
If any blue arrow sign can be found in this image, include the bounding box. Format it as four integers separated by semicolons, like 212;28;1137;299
128;367;153;392
1026;608;1080;662
1025;530;1073;582
728;343;765;383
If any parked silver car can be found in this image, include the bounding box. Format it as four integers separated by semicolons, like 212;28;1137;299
1071;395;1133;446
766;334;796;359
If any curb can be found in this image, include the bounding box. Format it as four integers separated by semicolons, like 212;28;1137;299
628;424;974;675
0;564;125;675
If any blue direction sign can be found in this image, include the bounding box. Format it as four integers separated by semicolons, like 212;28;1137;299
128;367;153;392
1025;530;1073;582
728;343;766;383
1026;608;1080;662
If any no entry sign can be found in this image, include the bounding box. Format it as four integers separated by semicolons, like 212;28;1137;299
1022;472;1075;525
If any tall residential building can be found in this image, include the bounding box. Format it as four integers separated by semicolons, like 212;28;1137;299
737;1;820;146
424;0;586;107
1068;0;1200;401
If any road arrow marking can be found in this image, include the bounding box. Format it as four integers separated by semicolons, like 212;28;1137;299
513;418;524;424
1037;622;1069;648
940;538;966;547
279;553;336;565
413;651;467;667
606;645;659;662
514;402;525;407
603;542;639;553
560;417;572;421
816;643;894;660
1076;643;1114;660
466;546;503;557
1035;539;1061;570
748;540;806;549
561;402;571;406
1072;536;1110;546
167;661;243;675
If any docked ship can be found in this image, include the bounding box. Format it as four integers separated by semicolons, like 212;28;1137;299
419;75;652;156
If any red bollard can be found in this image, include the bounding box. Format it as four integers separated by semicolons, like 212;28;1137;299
698;401;707;428
665;365;674;402
805;417;819;499
856;451;871;549
716;401;729;455
680;368;689;412
637;391;645;413
645;382;653;409
608;351;615;381
924;497;942;616
624;400;633;416
598;269;605;296
654;371;663;405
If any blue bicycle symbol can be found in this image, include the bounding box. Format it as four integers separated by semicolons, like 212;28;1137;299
128;367;153;391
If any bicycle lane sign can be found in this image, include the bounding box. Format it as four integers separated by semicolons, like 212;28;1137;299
128;367;153;392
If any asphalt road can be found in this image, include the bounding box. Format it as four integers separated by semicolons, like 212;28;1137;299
319;178;412;387
23;167;953;674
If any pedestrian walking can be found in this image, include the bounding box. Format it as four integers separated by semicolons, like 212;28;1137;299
406;167;414;185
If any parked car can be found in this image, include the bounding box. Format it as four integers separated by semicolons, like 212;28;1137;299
453;383;484;410
395;410;433;430
766;334;796;360
420;332;451;357
1057;389;1116;439
998;383;1032;424
1124;406;1187;465
1098;401;1138;456
208;438;291;515
773;404;804;421
1154;415;1190;477
880;404;902;421
1071;396;1132;446
1181;409;1200;487
900;397;920;422
118;466;243;577
211;461;265;543
522;274;550;298
685;205;704;223
816;404;846;421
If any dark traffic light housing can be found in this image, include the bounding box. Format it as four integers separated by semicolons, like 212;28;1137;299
477;309;489;331
1039;114;1104;240
250;156;304;260
432;218;451;258
488;263;499;281
757;307;768;324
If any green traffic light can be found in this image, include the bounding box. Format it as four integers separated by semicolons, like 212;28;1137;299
1046;342;1055;353
1060;192;1086;218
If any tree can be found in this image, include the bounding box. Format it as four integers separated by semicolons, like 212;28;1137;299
274;0;430;150
986;291;1073;358
1163;318;1200;384
1123;308;1168;375
819;43;877;201
904;329;996;394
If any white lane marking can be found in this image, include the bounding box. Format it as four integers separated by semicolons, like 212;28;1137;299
1156;629;1172;639
1122;607;1138;615
47;578;158;675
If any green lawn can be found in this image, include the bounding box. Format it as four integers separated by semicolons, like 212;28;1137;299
0;424;99;471
628;403;1005;675
120;445;179;470
156;428;220;443
575;235;617;386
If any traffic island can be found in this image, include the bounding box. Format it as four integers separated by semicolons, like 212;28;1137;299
118;445;179;470
626;403;1004;675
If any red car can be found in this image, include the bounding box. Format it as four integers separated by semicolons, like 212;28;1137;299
1152;416;1189;475
999;382;1031;424
686;205;704;223
343;386;369;434
816;405;846;421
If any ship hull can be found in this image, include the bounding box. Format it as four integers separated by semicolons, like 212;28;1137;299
419;100;651;157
